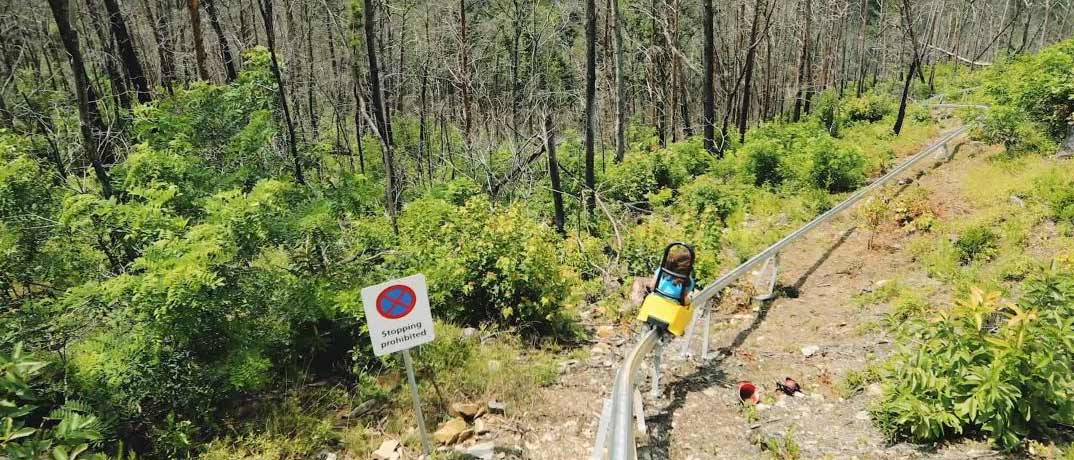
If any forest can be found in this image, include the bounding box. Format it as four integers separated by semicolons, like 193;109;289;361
1;0;1074;458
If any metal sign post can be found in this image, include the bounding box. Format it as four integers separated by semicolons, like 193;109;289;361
361;274;437;457
402;349;433;455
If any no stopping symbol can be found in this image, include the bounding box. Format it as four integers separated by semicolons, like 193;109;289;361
376;285;417;319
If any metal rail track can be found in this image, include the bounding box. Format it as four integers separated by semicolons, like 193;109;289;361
598;121;974;460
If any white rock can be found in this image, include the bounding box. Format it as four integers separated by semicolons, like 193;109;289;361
372;440;399;460
866;383;884;396
455;441;495;460
801;345;820;357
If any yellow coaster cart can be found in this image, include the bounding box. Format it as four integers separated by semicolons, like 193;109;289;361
635;242;695;336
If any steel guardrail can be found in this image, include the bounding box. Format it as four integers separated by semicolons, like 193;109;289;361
688;125;968;307
604;121;975;460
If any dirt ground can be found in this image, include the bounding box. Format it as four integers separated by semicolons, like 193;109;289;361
481;122;1030;460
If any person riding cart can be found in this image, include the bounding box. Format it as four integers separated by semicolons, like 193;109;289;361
636;242;696;336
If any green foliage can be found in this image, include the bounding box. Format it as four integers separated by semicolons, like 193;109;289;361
812;90;843;137
603;139;715;205
0;54;968;458
0;133;60;301
875;272;1074;448
1033;169;1074;227
739;139;785;188
757;428;801;460
391;196;577;335
808;140;866;193
132;48;281;183
845;93;894;123
974;105;1058;157
1;344;106;460
955;226;999;264
676;177;745;224
732;122;866;193
982;39;1074;142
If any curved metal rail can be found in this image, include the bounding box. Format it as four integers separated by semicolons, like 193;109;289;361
601;124;972;460
689;125;968;308
608;329;659;460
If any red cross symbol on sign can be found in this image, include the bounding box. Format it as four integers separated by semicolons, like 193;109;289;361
376;285;417;319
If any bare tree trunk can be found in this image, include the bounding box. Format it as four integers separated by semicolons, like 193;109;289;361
737;0;764;143
204;0;237;82
856;0;868;97
102;0;151;103
545;112;565;235
653;0;667;147
893;58;916;136
613;0;627;162
894;0;918;136
584;0;597;219
459;0;473;150
258;0;304;184
702;0;716;154
85;0;131;112
303;1;318;141
362;0;398;229
141;0;175;93
793;0;811;122
188;0;211;80
352;82;367;173
47;0;115;198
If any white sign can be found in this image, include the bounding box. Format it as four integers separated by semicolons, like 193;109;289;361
362;273;435;356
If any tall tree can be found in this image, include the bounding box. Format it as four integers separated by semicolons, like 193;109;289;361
584;0;597;218
141;0;175;93
258;0;305;184
101;0;151;103
792;0;813;122
188;0;211;80
737;0;766;143
856;0;869;97
545;111;565;235
894;0;919;136
612;0;627;162
458;0;473;150
702;0;716;154
361;0;399;227
204;0;237;82
46;0;115;198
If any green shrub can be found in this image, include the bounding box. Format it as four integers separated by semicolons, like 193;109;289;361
739;139;786;188
982;39;1074;141
812;91;843;136
845;94;893;123
133;48;281;181
1;344;107;460
603;152;658;205
955;226;999;264
975;105;1058;156
1033;170;1074;226
621;216;719;283
394;196;578;336
875;270;1074;448
808;142;866;193
603;139;714;206
676;176;745;224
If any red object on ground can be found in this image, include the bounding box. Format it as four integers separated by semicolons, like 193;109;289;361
738;381;760;404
